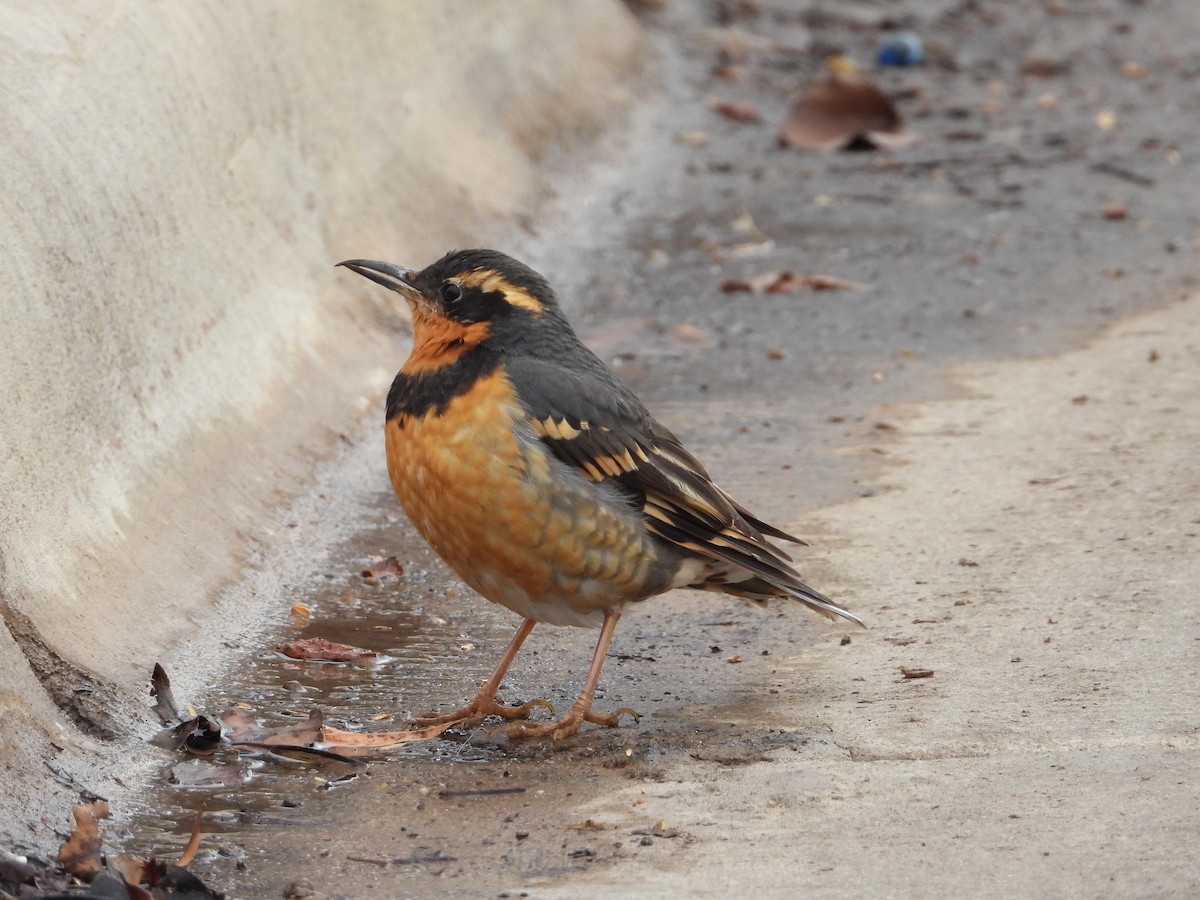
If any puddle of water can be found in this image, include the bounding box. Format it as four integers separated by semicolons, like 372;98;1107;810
116;487;521;870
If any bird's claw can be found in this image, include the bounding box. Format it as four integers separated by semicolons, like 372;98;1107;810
410;695;554;728
585;706;639;727
500;705;640;741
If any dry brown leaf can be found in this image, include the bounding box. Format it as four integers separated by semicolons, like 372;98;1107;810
109;854;147;888
780;67;918;152
56;800;109;881
320;720;455;753
277;637;378;662
901;666;935;679
177;810;204;867
150;663;180;723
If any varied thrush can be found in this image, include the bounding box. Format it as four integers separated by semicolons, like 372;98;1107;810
338;249;861;740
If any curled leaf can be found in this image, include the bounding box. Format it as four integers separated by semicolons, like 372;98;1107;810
177;810;204;867
277;637;378;662
150;663;180;723
780;62;918;152
56;800;109;881
320;721;455;754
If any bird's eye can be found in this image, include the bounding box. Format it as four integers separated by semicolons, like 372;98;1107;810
440;282;463;304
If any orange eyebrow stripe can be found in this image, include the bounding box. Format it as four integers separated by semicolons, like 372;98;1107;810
461;269;543;315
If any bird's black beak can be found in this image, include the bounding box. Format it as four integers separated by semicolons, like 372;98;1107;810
337;259;419;295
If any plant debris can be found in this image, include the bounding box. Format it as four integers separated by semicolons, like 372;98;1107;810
155;714;224;755
40;800;226;898
277;637;378;662
780;59;919;152
319;721;456;755
150;663;181;724
56;800;108;880
900;666;935;679
721;270;865;294
147;665;455;772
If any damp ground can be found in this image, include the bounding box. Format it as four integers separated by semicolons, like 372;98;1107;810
110;1;1200;897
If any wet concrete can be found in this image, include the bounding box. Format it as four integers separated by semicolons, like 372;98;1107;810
111;0;1200;897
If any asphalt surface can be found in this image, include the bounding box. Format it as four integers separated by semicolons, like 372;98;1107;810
110;1;1200;897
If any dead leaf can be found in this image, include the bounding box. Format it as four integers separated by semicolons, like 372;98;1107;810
177;811;204;867
109;854;147;888
721;270;865;294
56;800;109;881
150;663;180;723
154;714;223;755
220;708;323;747
362;555;405;579
320;721;455;754
780;62;918;152
140;859;223;897
900;666;935;679
713;100;762;123
277;637;378;662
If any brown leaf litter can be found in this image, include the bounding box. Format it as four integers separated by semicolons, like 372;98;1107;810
780;58;920;152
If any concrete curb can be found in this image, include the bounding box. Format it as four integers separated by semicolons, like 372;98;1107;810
0;0;643;853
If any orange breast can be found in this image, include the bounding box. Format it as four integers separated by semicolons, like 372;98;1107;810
385;370;659;627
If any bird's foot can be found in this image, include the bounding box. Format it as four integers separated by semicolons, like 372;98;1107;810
411;694;554;729
500;704;639;742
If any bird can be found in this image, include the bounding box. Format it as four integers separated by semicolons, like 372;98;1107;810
337;249;861;740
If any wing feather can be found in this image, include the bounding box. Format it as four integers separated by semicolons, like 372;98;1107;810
506;355;860;625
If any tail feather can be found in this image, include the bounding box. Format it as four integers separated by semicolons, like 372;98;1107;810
692;574;865;627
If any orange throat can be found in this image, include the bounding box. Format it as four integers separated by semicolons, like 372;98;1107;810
403;308;491;374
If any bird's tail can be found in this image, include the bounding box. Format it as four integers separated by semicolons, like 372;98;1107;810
694;575;864;627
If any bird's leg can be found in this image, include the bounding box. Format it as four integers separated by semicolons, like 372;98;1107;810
411;618;553;727
503;610;638;741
